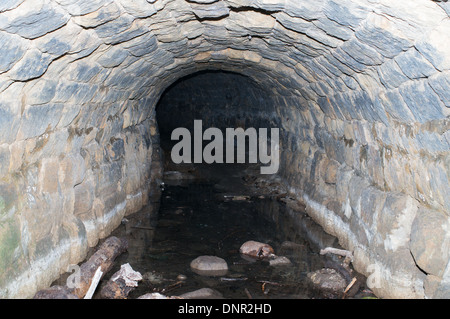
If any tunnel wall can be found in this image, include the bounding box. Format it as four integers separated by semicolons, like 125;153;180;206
0;0;449;298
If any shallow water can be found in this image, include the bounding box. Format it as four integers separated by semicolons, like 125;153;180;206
94;164;373;299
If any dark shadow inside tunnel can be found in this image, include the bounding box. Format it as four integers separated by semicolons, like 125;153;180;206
155;70;281;170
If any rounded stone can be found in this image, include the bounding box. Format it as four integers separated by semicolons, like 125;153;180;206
177;274;187;281
269;256;292;266
239;240;275;259
307;268;347;294
190;255;228;276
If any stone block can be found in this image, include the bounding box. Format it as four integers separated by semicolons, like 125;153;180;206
306;26;343;48
17;104;64;140
348;174;370;219
0;31;28;73
285;0;325;21
123;32;158;57
360;187;386;227
398;81;445;123
410;208;450;277
322;158;339;184
74;180;94;215
94;14;135;40
39;158;60;194
94;15;148;45
0;0;24;12
355;14;412;59
323;0;368;28
394;49;437;80
377;59;409;89
25;80;58;105
340;39;384;66
332;48;367;73
377;192;418;252
0;145;10;178
106;138;125;162
0;2;69;39
7;49;53;81
33;22;82;57
65;62;101;83
96;46;129;68
415;20;450;71
273;12;311;34
313;17;353;41
117;0;157;18
433;281;450;299
377;90;415;123
227;10;276;34
54;0;111;16
0;102;21;144
72;1;120;28
428;72;450;108
191;2;230;19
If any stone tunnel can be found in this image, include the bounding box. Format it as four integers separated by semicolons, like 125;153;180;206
0;0;449;299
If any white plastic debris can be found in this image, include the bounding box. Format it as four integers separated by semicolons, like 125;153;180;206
111;263;143;287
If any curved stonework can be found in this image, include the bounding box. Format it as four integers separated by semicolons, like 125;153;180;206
0;0;448;298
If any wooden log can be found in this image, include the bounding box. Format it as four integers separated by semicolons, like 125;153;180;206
32;236;128;299
100;277;136;299
71;236;128;298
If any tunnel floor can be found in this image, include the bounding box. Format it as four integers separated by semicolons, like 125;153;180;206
70;160;376;300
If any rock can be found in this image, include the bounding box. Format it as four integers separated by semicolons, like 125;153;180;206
116;0;157;18
307;268;347;294
33;285;79;299
137;292;172;299
410;208;450;277
399;80;445;123
428;73;450;108
96;46;129;68
323;0;368;29
143;271;165;284
239;240;275;259
377;59;409;89
17;104;64;140
0;32;28;73
72;1;121;28
269;256;291;266
0;0;24;12
0;2;69;39
190;256;228;276
355;14;412;59
177;274;187;281
187;0;219;3
179;288;224;299
415;20;450;71
7;49;53;81
393;49;437;80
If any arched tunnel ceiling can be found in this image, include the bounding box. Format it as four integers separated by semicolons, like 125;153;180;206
0;0;448;126
0;0;449;299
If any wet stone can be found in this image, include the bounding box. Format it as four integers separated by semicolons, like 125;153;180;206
179;288;224;299
307;268;347;295
269;256;292;266
239;240;275;259
190;255;228;277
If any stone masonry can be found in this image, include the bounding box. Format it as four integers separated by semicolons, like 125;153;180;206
0;0;448;298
